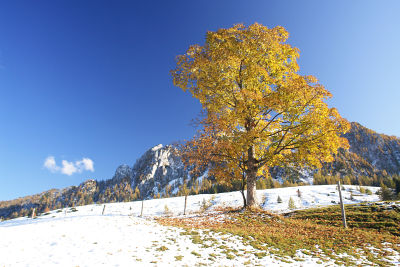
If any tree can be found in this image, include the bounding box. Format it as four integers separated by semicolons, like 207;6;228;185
377;183;394;201
288;197;296;209
172;23;349;208
133;186;141;201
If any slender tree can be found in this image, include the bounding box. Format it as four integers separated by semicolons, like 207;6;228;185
172;23;349;207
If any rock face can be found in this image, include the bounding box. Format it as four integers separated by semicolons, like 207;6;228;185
112;164;133;182
109;144;188;199
133;144;187;197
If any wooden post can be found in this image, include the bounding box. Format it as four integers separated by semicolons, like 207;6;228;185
102;204;106;215
338;181;347;228
184;195;188;215
31;208;35;219
140;199;144;217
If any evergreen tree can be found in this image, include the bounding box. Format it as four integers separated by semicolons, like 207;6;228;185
288;197;296;209
377;184;394;201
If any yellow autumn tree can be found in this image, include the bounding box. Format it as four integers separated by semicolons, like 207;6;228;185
172;23;349;208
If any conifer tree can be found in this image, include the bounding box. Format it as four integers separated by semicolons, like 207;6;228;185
288;197;296;209
377;184;394;201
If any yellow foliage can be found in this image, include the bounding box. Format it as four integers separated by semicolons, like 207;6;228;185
172;23;349;202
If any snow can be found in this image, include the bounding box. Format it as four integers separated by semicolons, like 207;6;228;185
0;185;392;266
151;144;163;151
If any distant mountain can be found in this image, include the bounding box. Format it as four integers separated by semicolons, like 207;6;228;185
321;122;400;177
1;122;399;220
104;144;191;199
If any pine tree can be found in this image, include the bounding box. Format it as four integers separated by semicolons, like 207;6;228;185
133;187;141;201
377;184;394;201
288;197;296;209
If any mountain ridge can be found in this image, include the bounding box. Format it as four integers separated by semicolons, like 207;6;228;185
1;122;399;220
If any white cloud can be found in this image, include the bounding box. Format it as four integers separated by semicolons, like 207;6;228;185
43;156;95;176
76;158;94;172
43;156;59;173
61;160;78;176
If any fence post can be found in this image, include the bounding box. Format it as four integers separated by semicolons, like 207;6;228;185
184;195;188;215
140;200;144;217
338;181;347;228
102;204;106;215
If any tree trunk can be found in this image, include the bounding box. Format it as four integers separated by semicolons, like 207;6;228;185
246;169;257;208
246;146;258;208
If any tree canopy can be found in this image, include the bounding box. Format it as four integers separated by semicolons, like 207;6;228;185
172;23;349;207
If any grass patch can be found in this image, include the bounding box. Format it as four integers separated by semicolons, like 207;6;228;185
174;255;183;261
288;201;400;236
156;245;168;251
191;251;201;257
159;206;400;266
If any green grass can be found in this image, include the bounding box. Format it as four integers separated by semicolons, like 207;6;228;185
288;201;400;236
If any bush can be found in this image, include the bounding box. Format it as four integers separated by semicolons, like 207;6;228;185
164;204;172;216
200;196;215;212
366;189;372;195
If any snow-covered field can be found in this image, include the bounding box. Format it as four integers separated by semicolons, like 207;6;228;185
0;185;387;266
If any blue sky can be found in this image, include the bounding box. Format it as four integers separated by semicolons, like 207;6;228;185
1;0;399;200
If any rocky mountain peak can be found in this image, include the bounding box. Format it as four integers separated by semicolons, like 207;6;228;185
113;164;133;182
131;144;186;198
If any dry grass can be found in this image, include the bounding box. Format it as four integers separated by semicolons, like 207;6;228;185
158;206;400;266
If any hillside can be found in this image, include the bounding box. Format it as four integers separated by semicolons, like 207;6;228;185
1;122;400;221
324;122;400;176
1;185;399;266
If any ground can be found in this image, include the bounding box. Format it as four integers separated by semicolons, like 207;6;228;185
0;185;399;266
